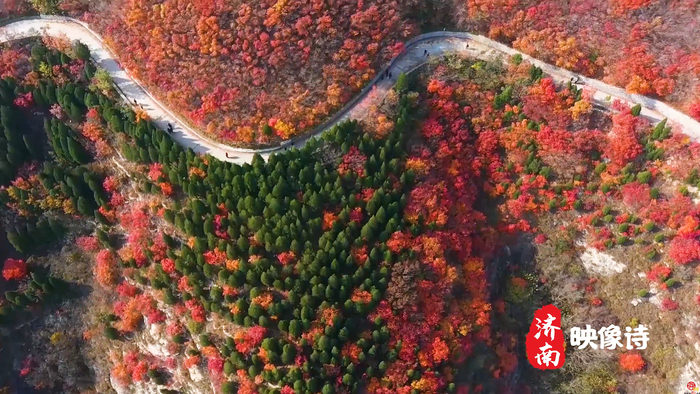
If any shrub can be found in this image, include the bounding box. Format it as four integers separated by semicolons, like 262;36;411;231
636;171;652;184
595;163;608;174
637;289;648;297
630;104;642;117
74;42;91;61
569;367;618;392
104;326;120;340
224;361;235;375
221;382;236;394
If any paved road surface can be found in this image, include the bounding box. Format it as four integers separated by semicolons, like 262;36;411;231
2;16;699;164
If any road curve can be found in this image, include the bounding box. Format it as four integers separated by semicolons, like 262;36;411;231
2;16;699;164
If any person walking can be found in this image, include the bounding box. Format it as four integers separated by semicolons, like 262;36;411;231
133;99;138;106
424;49;428;56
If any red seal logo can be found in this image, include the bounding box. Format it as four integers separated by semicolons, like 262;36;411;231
688;381;696;391
526;304;565;370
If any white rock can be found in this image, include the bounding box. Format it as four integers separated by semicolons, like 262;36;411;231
580;247;627;276
189;366;204;382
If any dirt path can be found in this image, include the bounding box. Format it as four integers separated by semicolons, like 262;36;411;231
2;16;699;164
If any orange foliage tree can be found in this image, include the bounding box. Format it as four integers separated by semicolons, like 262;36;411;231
89;0;416;146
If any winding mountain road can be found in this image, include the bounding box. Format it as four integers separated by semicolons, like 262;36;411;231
2;16;699;164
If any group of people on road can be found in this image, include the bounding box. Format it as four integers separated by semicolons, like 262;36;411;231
133;98;175;134
222;140;296;160
379;48;432;82
380;69;393;81
377;47;437;83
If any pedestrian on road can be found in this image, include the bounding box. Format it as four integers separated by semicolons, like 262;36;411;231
133;99;138;106
424;49;428;56
389;72;392;78
225;152;231;159
167;123;173;133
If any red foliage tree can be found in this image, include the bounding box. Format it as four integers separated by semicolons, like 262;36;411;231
76;236;101;251
338;147;367;178
621;182;651;211
661;297;679;311
667;236;700;265
619;352;645;372
645;263;671;283
185;299;206;323
161;258;175;274
603;107;643;172
690;101;700;122
2;258;27;281
95;250;117;287
13;92;33;108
